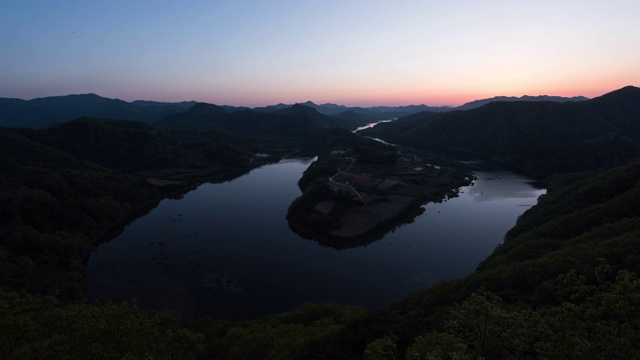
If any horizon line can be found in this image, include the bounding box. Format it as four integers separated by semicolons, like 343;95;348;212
1;90;610;109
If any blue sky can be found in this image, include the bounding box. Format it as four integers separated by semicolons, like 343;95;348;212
2;0;639;106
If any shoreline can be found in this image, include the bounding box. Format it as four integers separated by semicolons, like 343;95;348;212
287;141;473;249
81;158;276;295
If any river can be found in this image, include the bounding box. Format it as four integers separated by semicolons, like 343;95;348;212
84;158;545;320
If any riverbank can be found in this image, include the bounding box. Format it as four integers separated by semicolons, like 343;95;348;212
83;157;278;291
85;156;543;321
287;137;473;249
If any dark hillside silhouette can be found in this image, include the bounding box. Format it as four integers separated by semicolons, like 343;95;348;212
363;86;640;177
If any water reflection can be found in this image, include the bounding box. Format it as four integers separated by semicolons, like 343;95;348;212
467;171;545;202
352;120;393;133
84;160;545;320
277;157;317;165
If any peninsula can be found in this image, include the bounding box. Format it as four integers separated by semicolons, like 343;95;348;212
287;134;473;249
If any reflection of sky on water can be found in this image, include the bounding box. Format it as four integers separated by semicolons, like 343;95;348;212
277;157;317;165
466;171;546;203
353;120;393;133
85;161;546;320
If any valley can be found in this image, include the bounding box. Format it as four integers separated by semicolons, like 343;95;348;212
1;86;639;359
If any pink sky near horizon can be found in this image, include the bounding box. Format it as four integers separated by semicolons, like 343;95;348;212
119;80;634;108
6;77;635;108
2;1;639;107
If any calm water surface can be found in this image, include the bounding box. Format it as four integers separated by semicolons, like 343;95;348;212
84;159;545;319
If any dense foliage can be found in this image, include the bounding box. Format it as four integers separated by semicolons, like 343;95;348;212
370;159;640;358
0;290;205;360
0;127;159;299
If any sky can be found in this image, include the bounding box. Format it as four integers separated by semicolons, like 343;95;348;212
1;0;639;107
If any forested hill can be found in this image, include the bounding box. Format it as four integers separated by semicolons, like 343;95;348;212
12;117;251;171
154;103;359;155
27;118;182;170
155;102;369;131
363;86;640;177
375;159;640;359
0;93;193;128
0;126;159;299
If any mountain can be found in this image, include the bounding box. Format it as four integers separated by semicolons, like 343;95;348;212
130;99;197;108
155;103;356;155
0;94;199;128
331;110;380;127
29;117;182;170
155;102;372;132
0;125;159;298
357;104;452;118
363;86;640;177
254;101;452;120
154;103;230;130
156;103;340;130
2;92;587;130
252;103;292;112
457;94;589;111
301;101;452;118
300;101;349;115
0;98;52;128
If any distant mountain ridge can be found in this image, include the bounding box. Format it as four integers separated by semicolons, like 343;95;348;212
363;85;640;177
0;92;589;129
255;101;453;118
130;99;197;108
0;93;197;128
457;94;589;110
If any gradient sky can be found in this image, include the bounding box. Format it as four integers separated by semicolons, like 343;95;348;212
2;0;639;106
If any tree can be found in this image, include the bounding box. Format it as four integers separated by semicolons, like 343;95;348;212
363;335;399;360
406;331;467;360
448;291;537;359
